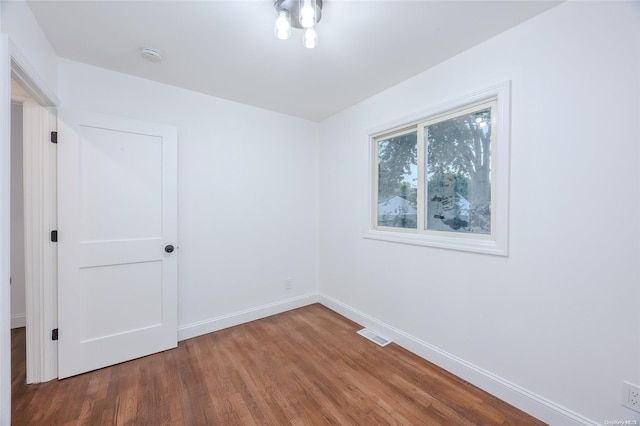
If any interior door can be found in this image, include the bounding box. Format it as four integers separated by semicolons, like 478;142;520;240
57;109;177;379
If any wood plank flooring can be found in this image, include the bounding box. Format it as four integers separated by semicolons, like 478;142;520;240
12;303;545;425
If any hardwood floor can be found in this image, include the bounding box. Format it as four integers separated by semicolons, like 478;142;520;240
12;304;545;425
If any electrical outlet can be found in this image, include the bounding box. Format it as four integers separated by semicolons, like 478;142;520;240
622;381;640;412
285;279;292;290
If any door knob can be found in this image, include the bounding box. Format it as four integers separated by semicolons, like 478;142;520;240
165;245;175;253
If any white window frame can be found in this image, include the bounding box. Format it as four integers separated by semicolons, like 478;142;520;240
364;82;511;256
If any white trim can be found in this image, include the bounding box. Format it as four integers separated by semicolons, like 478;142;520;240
11;313;26;329
1;33;13;426
0;39;60;403
317;293;597;426
363;228;506;256
364;81;511;256
178;293;321;341
9;40;58;107
22;100;57;383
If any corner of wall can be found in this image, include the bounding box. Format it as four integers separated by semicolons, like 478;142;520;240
317;293;598;426
178;292;322;341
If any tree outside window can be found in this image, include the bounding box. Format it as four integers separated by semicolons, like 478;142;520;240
425;106;492;234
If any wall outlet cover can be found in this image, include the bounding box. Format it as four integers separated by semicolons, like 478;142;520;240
622;381;640;413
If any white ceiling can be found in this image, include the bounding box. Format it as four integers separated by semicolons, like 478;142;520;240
27;0;560;122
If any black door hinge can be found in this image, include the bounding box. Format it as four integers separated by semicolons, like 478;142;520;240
51;329;58;341
51;230;58;242
50;131;57;144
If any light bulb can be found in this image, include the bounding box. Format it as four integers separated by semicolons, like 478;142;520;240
300;0;316;29
304;27;317;49
475;116;483;124
274;9;291;40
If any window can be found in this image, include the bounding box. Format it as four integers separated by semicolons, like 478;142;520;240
366;83;510;255
377;129;417;229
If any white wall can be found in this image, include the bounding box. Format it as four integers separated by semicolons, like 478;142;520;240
318;2;640;424
10;102;25;329
56;59;320;335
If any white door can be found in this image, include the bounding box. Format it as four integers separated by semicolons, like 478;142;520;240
57;109;177;379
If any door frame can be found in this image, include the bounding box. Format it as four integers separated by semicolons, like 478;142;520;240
1;35;59;425
21;98;57;383
12;43;59;385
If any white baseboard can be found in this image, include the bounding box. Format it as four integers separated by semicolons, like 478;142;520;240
317;294;597;426
11;313;26;329
178;292;321;341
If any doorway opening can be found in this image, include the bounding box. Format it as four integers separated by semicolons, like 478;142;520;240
10;99;25;331
10;75;58;386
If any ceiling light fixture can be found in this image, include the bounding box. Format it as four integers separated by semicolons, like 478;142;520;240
274;0;323;49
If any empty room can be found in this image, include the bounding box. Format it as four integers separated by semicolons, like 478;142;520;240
1;0;639;425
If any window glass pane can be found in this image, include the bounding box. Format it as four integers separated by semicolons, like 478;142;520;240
425;108;491;234
377;131;417;229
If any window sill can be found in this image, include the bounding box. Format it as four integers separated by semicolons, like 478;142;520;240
363;229;508;256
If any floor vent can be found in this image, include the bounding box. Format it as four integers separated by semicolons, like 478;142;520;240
357;328;392;347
